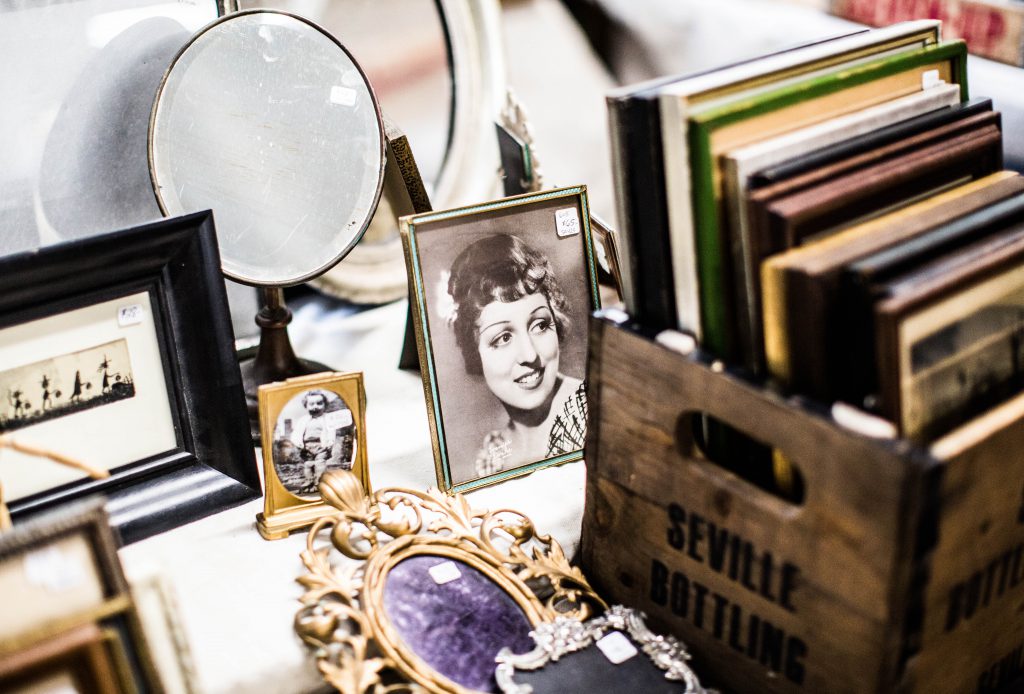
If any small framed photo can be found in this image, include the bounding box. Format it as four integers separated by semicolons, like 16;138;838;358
0;499;157;691
256;371;369;539
400;186;601;493
0;211;259;543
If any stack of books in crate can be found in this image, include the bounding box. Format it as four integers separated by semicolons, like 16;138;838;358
583;19;1024;694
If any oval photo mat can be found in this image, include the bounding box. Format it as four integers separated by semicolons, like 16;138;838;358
271;386;358;500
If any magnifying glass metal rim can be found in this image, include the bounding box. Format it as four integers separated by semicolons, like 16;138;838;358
147;8;387;287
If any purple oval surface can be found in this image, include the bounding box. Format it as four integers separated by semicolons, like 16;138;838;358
382;554;535;692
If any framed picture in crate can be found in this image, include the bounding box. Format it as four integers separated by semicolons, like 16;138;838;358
400;186;601;493
0;211;259;543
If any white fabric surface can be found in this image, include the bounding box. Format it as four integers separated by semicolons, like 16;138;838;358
118;299;587;694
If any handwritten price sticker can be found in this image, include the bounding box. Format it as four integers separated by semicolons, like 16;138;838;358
555;208;581;237
118;304;144;327
325;409;352;429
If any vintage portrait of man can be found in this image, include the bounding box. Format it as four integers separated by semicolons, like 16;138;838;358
271;388;356;497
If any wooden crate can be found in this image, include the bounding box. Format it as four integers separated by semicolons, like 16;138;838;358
580;313;1024;694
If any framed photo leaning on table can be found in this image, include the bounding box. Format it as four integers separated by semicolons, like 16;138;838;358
256;371;369;540
0;211;259;543
401;186;601;493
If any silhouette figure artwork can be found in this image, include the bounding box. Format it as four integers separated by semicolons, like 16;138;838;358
0;339;135;434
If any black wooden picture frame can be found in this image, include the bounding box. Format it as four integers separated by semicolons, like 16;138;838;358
0;211;258;543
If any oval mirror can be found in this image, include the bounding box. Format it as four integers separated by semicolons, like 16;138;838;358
235;0;506;301
149;9;386;286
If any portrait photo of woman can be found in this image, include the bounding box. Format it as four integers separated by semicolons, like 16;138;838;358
402;187;599;492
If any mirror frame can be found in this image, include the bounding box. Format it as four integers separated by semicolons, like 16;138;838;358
432;0;506;208
294;470;605;693
147;8;387;287
309;0;506;303
494;606;712;694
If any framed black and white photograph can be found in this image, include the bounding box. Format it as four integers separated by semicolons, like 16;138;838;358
272;388;356;497
0;211;259;543
256;371;369;540
400;186;600;493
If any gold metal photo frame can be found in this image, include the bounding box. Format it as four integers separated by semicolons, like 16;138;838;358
257;371;370;540
294;469;605;693
400;186;601;493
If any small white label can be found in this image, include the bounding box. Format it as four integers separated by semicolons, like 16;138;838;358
118;304;144;327
325;410;353;430
596;631;638;665
428;561;462;585
330;86;357;107
24;547;86;593
921;69;943;90
555;208;581;237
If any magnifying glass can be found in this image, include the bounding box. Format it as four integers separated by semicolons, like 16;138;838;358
149;9;387;440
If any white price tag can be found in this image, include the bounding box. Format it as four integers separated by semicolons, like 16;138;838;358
24;547;86;593
330;86;357;107
596;631;638;665
555;208;581;237
921;69;944;90
118;304;144;327
325;409;352;429
428;561;462;585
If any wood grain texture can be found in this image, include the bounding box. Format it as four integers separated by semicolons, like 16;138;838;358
582;317;1024;693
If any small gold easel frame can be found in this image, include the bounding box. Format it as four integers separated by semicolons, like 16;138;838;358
295;470;606;693
256;372;369;540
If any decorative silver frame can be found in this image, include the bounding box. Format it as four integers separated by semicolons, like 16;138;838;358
494;605;715;694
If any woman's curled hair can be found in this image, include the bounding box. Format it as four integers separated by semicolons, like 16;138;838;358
448;234;571;375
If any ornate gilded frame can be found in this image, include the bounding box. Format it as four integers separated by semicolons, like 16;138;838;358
257;372;370;540
295;470;605;693
494;606;714;694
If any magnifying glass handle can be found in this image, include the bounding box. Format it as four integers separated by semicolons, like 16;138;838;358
241;287;332;444
253;288;301;374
